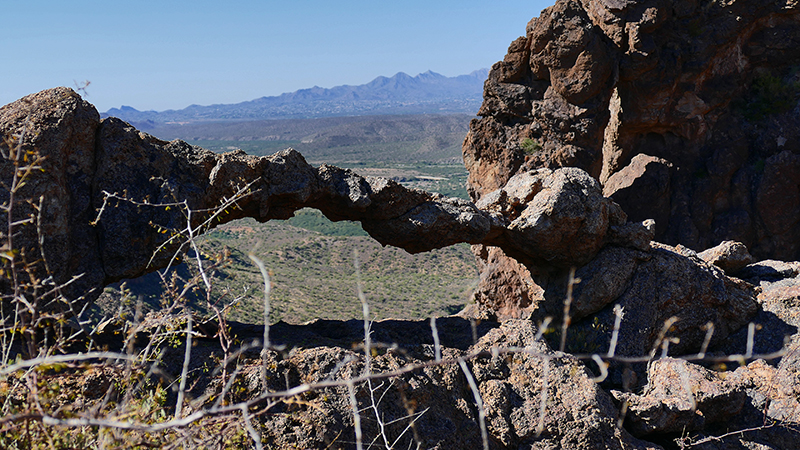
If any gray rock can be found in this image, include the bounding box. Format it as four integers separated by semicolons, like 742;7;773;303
737;260;800;285
504;167;625;268
468;321;662;449
549;243;759;357
479;167;633;268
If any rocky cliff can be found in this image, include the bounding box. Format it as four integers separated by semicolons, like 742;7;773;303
464;0;800;320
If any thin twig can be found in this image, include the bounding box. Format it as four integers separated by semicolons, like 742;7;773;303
347;380;364;450
175;316;193;418
430;317;441;362
247;251;271;394
459;359;488;450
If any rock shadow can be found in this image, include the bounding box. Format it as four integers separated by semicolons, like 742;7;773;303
227;316;501;353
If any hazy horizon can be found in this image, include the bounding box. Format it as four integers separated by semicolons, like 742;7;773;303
4;0;552;112
105;68;488;114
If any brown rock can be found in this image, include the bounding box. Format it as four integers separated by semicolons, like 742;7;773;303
459;0;797;363
210;318;663;449
771;337;800;423
551;243;759;356
697;240;756;275
468;245;543;320
615;358;746;437
464;0;800;261
0;88;104;305
603;154;672;238
468;320;661;449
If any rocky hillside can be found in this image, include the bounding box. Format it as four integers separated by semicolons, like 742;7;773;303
1;83;798;448
464;0;800;324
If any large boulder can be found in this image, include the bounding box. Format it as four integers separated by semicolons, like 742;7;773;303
0;89;104;307
535;242;759;357
475;166;639;268
613;358;747;437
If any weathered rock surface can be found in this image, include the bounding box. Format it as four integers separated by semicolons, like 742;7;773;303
1;89;763;359
475;166;647;268
548;242;758;357
614;358;747;437
464;0;800;327
603;154;672;238
0;88;104;308
697;240;756;275
465;0;800;260
6;88;752;363
468;168;758;356
147;317;663;449
723;260;800;357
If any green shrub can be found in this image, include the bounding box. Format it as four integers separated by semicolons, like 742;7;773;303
521;138;542;155
734;71;800;121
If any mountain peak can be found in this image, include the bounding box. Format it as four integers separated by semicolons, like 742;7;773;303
104;69;489;122
417;70;446;81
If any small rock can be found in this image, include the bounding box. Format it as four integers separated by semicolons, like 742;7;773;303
697;241;755;275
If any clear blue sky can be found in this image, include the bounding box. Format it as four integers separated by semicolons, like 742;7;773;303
2;0;552;112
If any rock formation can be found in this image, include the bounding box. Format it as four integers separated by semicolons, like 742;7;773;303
464;0;800;329
1;88;651;306
465;0;800;256
2;87;765;358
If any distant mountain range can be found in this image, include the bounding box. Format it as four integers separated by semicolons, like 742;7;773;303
104;69;488;123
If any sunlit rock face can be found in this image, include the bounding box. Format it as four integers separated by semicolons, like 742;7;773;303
465;0;800;259
464;0;800;319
